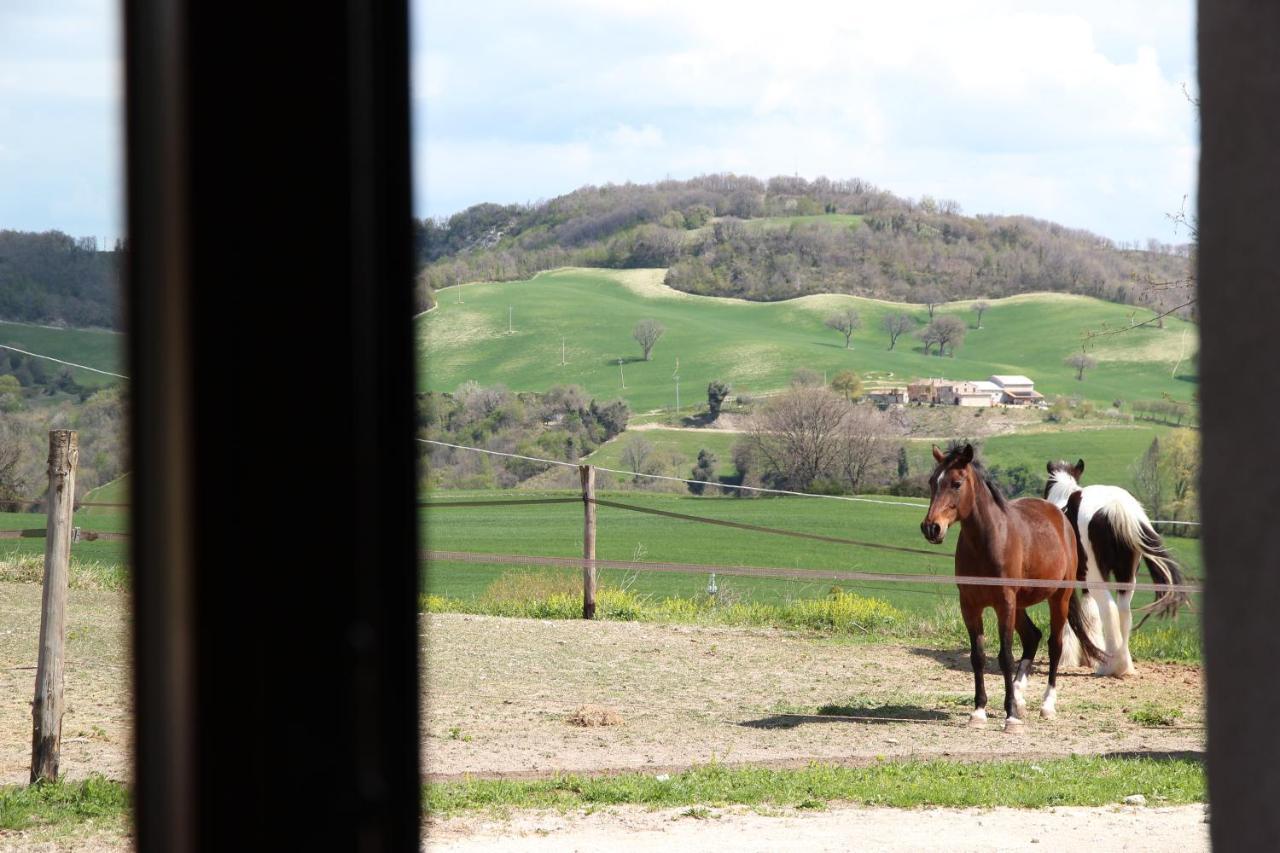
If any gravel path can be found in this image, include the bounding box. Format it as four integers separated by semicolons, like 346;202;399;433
425;803;1209;852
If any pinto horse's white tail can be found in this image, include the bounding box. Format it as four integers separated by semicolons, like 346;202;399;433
1059;593;1105;667
1097;496;1191;622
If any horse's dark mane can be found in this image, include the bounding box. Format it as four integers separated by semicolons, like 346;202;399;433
940;445;1007;509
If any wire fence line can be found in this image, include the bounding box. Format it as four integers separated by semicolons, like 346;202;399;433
416;437;1203;526
422;550;1203;596
0;343;130;380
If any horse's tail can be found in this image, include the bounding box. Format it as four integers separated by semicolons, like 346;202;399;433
1067;590;1107;667
1098;497;1191;623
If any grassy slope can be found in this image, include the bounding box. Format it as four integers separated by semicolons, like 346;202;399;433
418;268;1197;412
0;321;124;388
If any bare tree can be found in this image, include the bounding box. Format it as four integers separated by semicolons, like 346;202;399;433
632;319;665;361
882;313;914;350
824;307;862;349
924;315;967;356
619;435;655;481
833;405;892;493
972;300;990;329
917;323;941;356
741;387;850;490
1066;351;1098;381
919;287;945;319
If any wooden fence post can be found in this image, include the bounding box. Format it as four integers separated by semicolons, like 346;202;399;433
31;429;77;783
579;464;596;619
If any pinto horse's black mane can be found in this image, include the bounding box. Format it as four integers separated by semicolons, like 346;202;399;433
939;444;1008;510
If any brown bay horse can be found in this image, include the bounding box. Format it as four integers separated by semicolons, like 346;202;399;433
921;444;1105;731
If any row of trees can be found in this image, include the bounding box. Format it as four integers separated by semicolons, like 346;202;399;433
1132;432;1200;533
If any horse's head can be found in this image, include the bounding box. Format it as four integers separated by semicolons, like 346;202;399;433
921;443;979;544
1043;458;1085;503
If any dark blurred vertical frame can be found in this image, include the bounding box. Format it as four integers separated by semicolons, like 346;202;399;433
123;0;420;848
1199;1;1280;849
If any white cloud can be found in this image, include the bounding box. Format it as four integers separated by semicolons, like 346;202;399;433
415;0;1197;242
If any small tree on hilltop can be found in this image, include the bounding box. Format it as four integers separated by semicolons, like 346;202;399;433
689;449;718;495
972;300;990;329
882;313;914;350
919;287;945;319
1066;351;1097;381
831;370;862;401
633;319;665;361
707;380;731;419
824;307;862;349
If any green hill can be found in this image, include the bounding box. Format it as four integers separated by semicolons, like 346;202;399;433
0;320;124;388
418;267;1197;412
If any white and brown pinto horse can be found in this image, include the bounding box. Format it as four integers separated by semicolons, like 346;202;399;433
1044;459;1189;677
921;445;1105;731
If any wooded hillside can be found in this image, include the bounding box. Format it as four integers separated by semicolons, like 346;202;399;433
416;175;1192;317
0;231;122;329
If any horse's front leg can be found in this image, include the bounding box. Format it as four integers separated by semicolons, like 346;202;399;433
996;594;1022;731
962;599;988;727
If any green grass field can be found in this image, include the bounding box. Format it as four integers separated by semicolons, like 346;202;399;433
426;756;1204;815
0;320;124;388
418;268;1197;412
422;488;1202;611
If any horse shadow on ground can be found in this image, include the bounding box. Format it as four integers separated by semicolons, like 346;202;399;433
907;646;1103;678
740;703;951;730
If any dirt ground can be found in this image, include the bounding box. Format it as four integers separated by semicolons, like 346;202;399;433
423;613;1204;779
0;583;132;786
0;585;1207;850
0;592;1203;784
425;803;1209;852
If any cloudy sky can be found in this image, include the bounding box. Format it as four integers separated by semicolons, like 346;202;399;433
1;1;1196;244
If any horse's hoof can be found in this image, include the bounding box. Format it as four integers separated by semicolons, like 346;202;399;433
1003;717;1025;733
968;709;988;727
1040;706;1057;720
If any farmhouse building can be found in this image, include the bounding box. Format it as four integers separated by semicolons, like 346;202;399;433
907;378;949;403
972;380;1003;404
867;387;907;406
989;374;1045;406
938;381;995;407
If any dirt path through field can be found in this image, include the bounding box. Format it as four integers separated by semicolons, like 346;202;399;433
424;613;1204;779
425;802;1209;852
